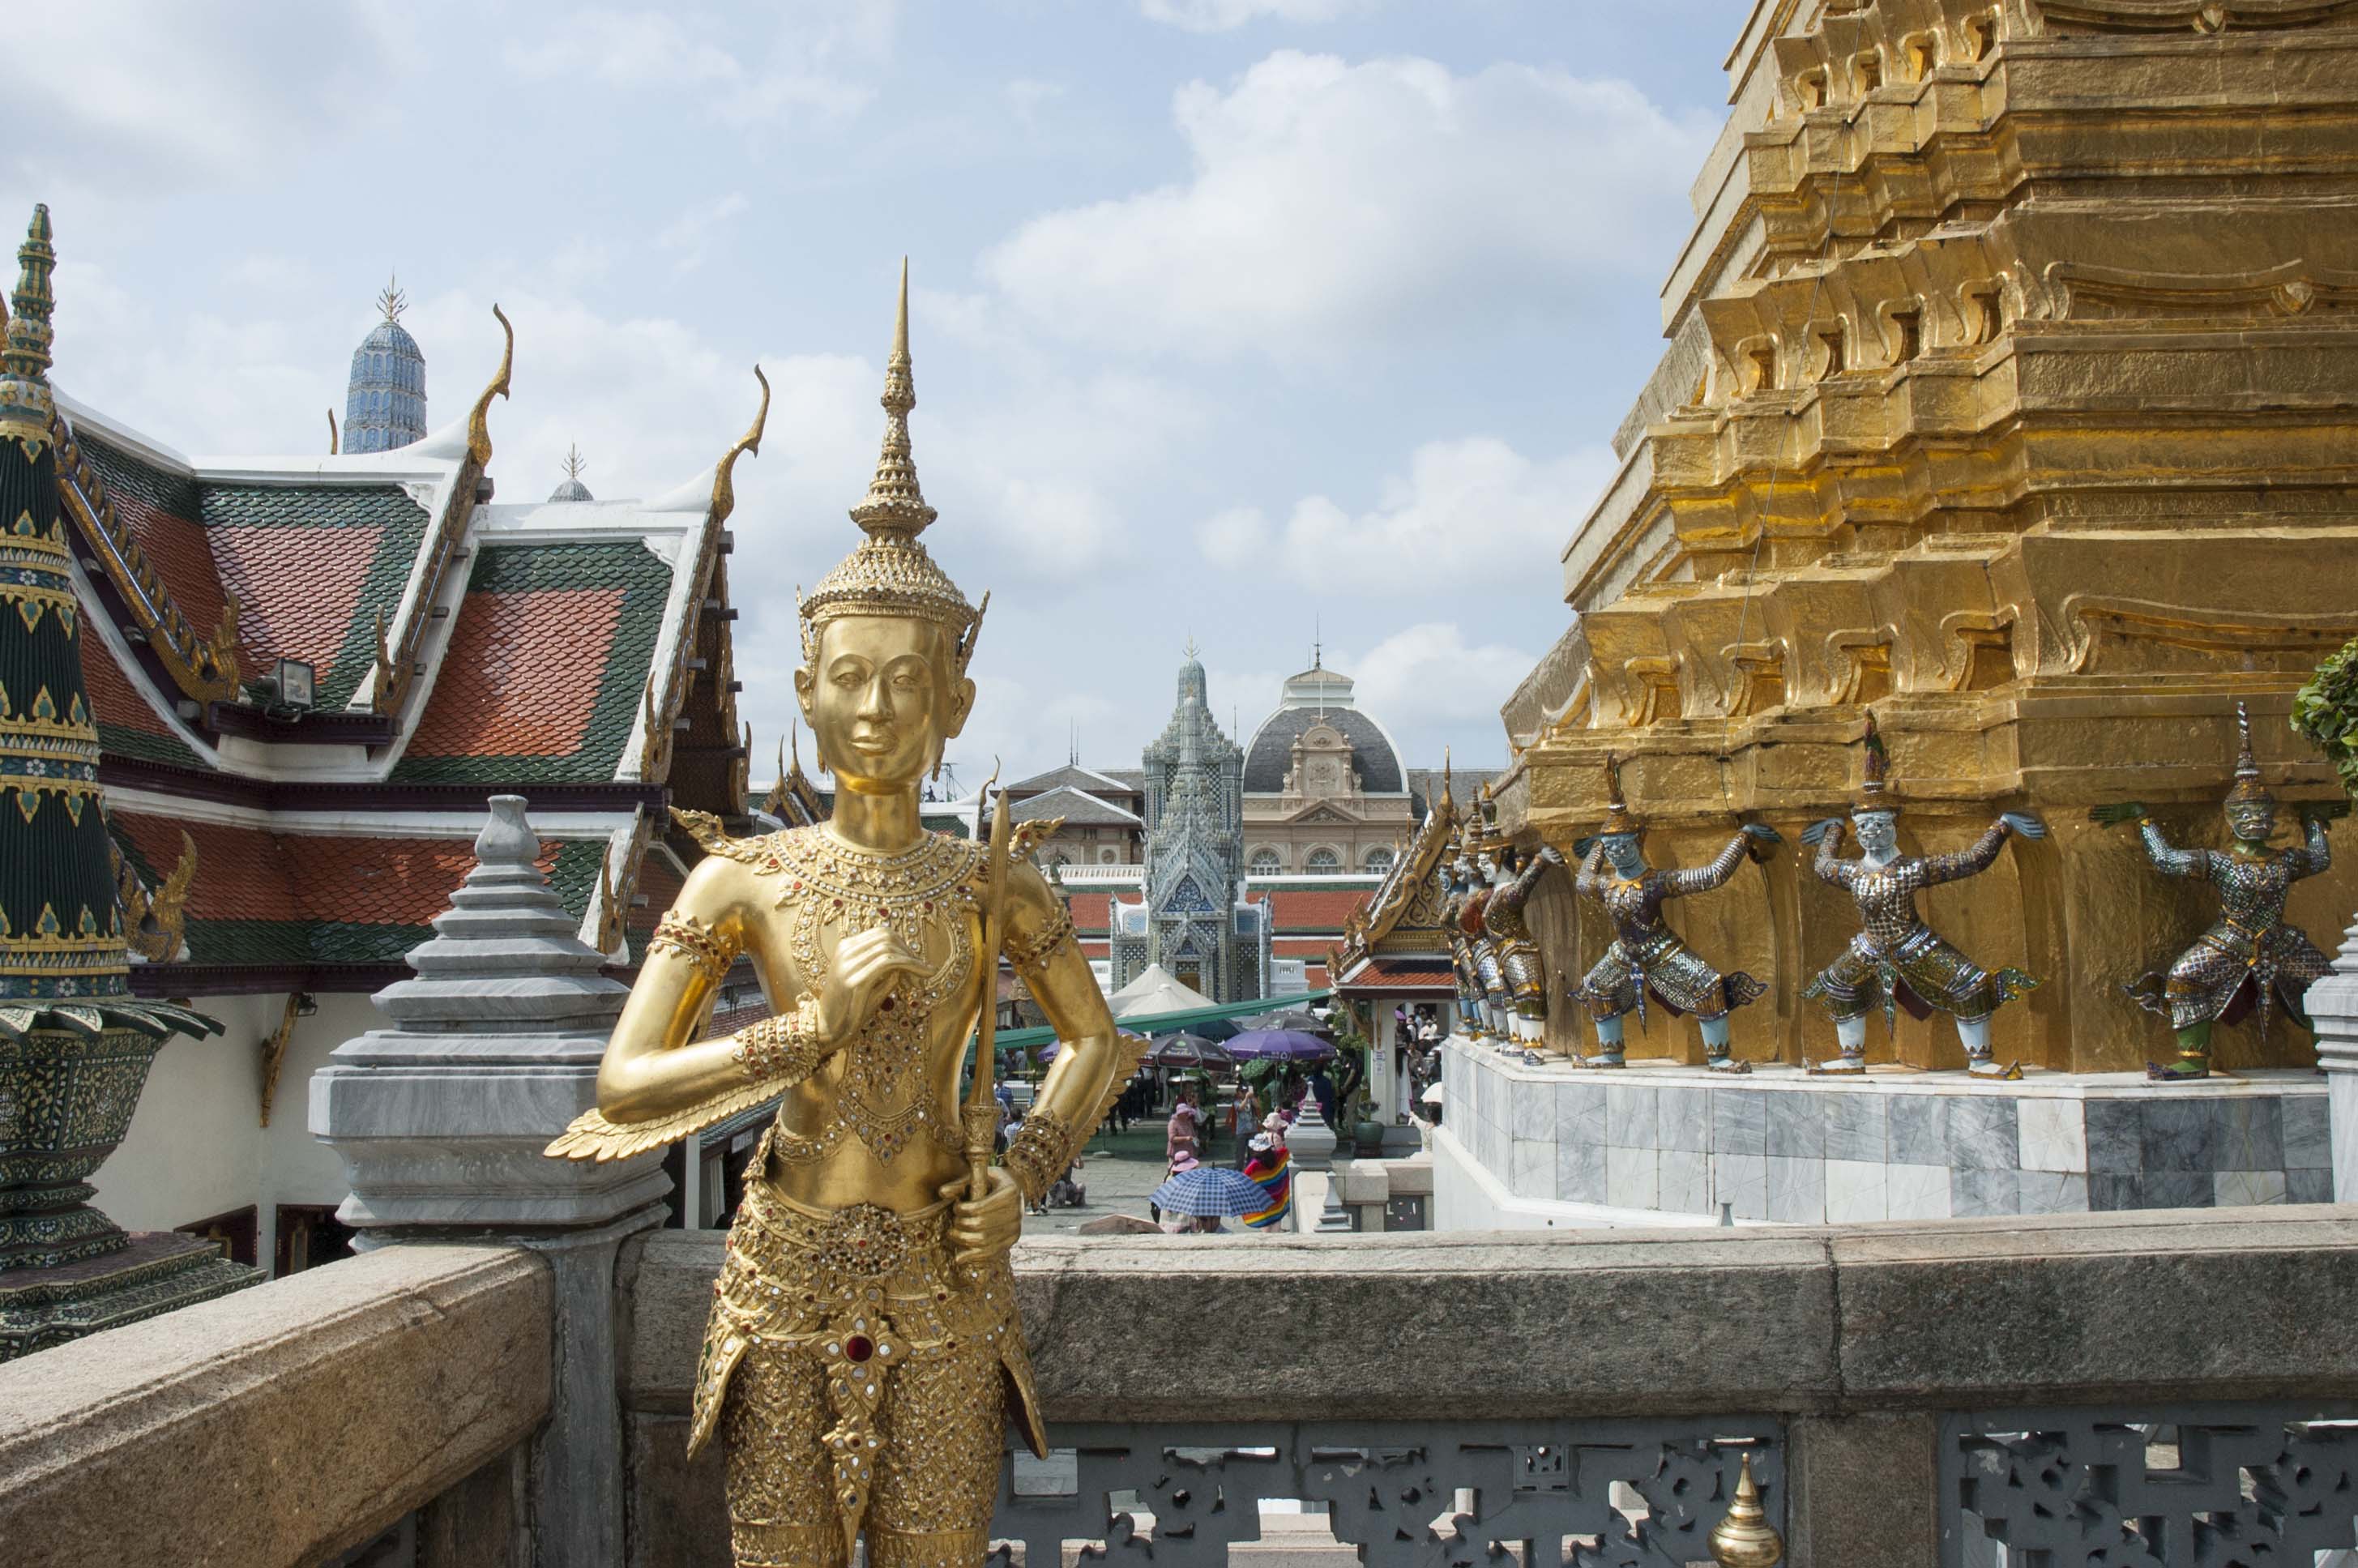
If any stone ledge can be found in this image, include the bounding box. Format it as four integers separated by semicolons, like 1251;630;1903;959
624;1207;2358;1428
0;1244;551;1568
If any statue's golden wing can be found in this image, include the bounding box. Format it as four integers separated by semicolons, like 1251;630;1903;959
671;805;773;865
545;1079;781;1163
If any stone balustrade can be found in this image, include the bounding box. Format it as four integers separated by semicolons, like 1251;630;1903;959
0;1245;549;1568
8;1209;2358;1566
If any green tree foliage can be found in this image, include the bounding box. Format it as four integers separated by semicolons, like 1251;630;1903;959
2294;636;2358;801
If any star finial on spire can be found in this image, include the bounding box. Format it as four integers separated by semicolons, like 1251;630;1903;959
376;272;407;324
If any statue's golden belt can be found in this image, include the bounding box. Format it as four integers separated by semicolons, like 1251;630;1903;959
775;1196;942;1280
712;1177;1012;1358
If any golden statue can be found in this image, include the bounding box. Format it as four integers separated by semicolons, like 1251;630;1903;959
549;265;1129;1568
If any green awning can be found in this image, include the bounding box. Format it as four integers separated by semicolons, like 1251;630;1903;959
997;989;1335;1053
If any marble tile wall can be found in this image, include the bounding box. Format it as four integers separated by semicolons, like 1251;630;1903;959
1450;1044;2332;1224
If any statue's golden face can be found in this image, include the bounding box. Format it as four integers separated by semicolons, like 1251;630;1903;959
797;614;972;793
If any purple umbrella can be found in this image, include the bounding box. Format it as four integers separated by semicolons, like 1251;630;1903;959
1224;1028;1335;1062
1149;1034;1236;1070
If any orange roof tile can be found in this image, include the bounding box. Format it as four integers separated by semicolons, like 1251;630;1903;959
211;522;389;677
406;587;626;760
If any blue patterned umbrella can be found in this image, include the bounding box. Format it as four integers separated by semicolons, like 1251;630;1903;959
1149;1165;1267;1218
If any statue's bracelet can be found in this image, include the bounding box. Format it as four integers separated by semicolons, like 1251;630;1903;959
731;996;830;1083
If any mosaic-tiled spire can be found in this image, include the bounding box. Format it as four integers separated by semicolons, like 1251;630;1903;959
0;204;209;1039
342;274;427;455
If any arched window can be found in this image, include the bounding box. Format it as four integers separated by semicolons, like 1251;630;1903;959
1249;848;1282;875
1365;846;1395;871
1305;847;1341;874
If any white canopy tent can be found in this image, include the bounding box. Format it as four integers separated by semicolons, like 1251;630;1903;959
1107;963;1218;1020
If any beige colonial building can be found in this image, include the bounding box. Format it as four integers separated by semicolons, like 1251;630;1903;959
1241;662;1432;877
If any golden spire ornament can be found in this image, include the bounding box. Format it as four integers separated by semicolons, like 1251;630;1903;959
1707;1451;1784;1567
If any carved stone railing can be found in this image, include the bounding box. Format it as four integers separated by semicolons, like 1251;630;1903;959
619;1207;2358;1568
7;1209;2358;1566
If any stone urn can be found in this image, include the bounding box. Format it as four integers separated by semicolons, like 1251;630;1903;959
0;1009;217;1274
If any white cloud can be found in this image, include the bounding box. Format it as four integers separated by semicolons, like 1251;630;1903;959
982;51;1713;361
1139;0;1373;31
1004;79;1066;128
658;193;753;273
8;6;407;190
1339;622;1537;729
504;3;896;126
1197;434;1612;595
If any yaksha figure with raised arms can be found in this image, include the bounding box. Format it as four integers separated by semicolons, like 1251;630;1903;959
1474;793;1566;1046
1803;714;2044;1079
2091;701;2344;1082
549;268;1130;1568
1454;818;1512;1040
1437;825;1488;1039
1570;755;1777;1072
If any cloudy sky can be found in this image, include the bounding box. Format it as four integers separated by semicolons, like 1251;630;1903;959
9;0;1734;791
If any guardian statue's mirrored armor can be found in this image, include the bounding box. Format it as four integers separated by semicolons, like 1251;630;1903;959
1473;788;1564;1045
2092;701;2343;1081
549;271;1130;1568
1439;825;1497;1039
1453;819;1513;1040
1570;754;1775;1071
1803;714;2044;1079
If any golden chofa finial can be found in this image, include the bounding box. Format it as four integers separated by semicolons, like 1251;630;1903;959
848;257;937;540
710;365;769;527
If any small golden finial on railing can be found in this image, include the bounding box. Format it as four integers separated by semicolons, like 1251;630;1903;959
1707;1451;1784;1568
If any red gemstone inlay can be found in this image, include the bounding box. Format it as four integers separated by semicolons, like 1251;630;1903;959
845;1334;874;1363
879;996;896;1012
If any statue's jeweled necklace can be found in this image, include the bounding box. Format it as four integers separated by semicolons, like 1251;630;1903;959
755;828;980;1164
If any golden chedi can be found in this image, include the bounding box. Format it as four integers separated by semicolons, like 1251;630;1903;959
551;266;1131;1568
1496;2;2358;1073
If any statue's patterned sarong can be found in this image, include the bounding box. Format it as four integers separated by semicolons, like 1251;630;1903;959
693;1150;1046;1568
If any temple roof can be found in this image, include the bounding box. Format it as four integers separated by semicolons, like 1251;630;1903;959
23;211;765;993
1007;784;1141;827
1004;763;1143;802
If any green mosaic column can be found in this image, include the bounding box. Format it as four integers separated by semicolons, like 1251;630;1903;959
0;205;250;1358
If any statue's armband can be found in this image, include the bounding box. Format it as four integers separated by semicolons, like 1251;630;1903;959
1006;901;1079;977
647;910;737;983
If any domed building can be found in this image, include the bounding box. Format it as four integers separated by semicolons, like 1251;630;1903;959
1241;657;1415;876
340;277;426;455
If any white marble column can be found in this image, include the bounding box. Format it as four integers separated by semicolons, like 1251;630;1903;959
2307;914;2358;1201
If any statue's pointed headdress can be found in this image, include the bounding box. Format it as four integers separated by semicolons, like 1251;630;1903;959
1601;750;1643;839
797;259;986;669
2223;699;2276;816
1856;711;1895;810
